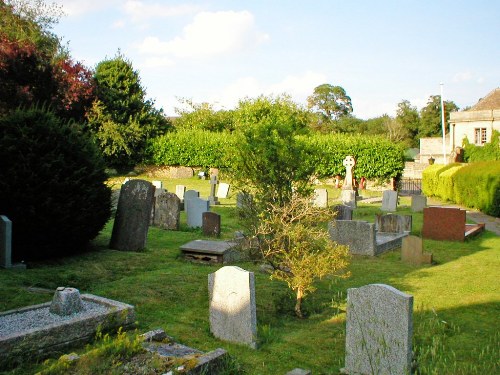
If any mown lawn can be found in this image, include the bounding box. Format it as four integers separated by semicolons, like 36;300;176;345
0;177;498;374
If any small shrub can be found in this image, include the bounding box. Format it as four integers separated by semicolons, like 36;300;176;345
0;108;111;260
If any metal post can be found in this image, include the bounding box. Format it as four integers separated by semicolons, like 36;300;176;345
440;83;446;164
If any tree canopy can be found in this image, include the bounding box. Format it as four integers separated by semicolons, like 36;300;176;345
307;84;353;124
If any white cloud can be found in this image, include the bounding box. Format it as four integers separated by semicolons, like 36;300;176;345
123;1;200;22
136;10;270;59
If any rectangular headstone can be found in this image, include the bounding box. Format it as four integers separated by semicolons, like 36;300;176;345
345;284;413;375
340;190;357;209
152;180;163;190
411;195;427;212
153;192;180;230
381;190;398;211
401;235;433;265
329;220;376;256
203;212;221;237
216;183;230;199
175;185;186;200
422;207;466;241
186;197;210;228
110;179;155;251
208;266;257;348
0;215;12;268
333;205;353;221
312;188;328;208
375;214;412;233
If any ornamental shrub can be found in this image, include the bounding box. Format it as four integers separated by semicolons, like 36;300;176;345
0;108;111;260
422;164;461;197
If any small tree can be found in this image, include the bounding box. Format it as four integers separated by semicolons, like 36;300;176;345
257;194;350;318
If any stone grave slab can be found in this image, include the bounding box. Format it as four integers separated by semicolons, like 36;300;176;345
411;195;427;212
202;212;221;237
312;188;328;208
333;205;353;220
110;179;155;251
345;284;413;375
375;214;412;233
186;197;210;228
208;266;257;348
381;190;398;211
216;183;230;199
422;206;485;241
180;240;240;264
153;192;180;230
401;235;432;265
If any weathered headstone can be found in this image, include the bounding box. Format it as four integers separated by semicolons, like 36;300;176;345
312;188;328;208
152;180;163;190
375;214;412;233
208;175;220;206
401;235;432;265
110;179;155;251
286;369;311;375
186;197;210;228
203;212;221;237
345;284;413;375
0;215;12;268
381;190;398;212
411;195;427;212
208;266;257;348
153;192;180;230
216;183;230;199
49;287;84;316
175;185;186;200
333;204;353;221
150;187;166;224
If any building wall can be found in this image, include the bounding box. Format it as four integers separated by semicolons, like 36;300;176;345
419;136;452;164
450;109;500;148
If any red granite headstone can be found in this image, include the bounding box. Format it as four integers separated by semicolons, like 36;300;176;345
422;207;466;241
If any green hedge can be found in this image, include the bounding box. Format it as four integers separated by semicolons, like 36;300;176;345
422;161;500;217
146;130;405;180
463;130;500;162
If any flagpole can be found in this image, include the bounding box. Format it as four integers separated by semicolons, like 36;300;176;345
440;83;446;164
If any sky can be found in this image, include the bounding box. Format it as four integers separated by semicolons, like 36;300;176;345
51;0;500;119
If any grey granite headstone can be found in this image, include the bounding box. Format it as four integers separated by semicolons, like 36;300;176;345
411;195;427;212
216;183;230;199
175;185;186;200
153;192;180;230
333;205;353;221
329;220;376;256
184;189;200;202
345;284;413;375
208;266;257;348
49;287;84;316
203;212;221;237
0;215;12;268
375;214;412;233
312;188;328;208
186;197;210;228
381;190;398;212
110;179;155;251
341;190;357;209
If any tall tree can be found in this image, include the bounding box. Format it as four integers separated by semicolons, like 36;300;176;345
419;95;459;138
87;53;170;169
396;100;420;146
307;84;353;125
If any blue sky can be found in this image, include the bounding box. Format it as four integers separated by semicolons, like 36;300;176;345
52;0;500;119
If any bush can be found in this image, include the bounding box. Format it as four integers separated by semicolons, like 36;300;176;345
0;108;111;260
435;164;464;201
463;130;500;162
422;163;463;198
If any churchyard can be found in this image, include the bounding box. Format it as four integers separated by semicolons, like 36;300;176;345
0;176;498;374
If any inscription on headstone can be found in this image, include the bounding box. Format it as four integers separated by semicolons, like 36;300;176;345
208;266;257;348
110;179;155;251
345;284;413;375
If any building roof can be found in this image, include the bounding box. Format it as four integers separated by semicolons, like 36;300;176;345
469;88;500;111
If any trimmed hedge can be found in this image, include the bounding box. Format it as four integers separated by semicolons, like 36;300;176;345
146;130;405;180
422;161;500;217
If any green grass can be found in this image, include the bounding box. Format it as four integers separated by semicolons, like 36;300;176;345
0;183;498;374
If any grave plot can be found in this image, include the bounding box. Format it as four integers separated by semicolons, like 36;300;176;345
422;207;485;241
180;240;241;264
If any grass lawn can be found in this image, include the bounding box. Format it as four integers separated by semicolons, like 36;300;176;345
0;177;498;374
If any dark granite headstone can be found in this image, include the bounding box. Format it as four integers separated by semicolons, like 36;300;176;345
333;205;353;220
203;212;221;237
110;179;155;251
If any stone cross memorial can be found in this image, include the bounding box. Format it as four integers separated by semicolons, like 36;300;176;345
345;284;413;375
342;155;356;190
209;175;220;206
208;266;257;348
110;179;155;251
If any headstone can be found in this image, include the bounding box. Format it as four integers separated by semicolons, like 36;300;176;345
401;235;432;265
333;204;353;221
184;189;200;202
150;188;166;224
312;188;328;208
342;155;356;190
216;183;230;199
286;369;311;375
422;207;468;241
208;266;257;348
208;175;220;206
153;192;180;230
411;195;427;212
152;180;163;190
0;215;12;268
340;190;357;209
203;212;221;237
375;214;412;233
186;197;210;228
381;190;398;212
236;192;253;209
329;220;376;256
345;284;413;375
49;287;84;316
110;179;155;251
175;185;186;200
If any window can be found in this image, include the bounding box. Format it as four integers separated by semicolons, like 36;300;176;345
474;128;487;145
